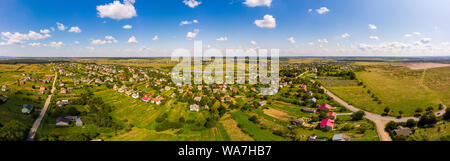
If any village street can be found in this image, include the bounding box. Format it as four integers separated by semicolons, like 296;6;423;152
26;69;58;141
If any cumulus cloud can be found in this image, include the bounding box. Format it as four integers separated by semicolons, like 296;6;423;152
97;0;137;20
405;32;421;38
29;42;42;47
0;31;51;45
308;9;313;13
341;33;350;38
123;25;132;29
250;40;257;45
404;34;412;38
152;35;159;41
368;24;377;30
68;26;82;33
40;29;51;34
216;37;228;41
49;41;64;48
128;36;138;43
186;29;199;40
56;22;66;31
420;38;431;44
413;32;421;35
254;14;276;28
287;37;296;44
179;19;198;26
369;36;380;40
74;41;80;45
243;0;272;7
316;7;330;14
183;0;201;8
91;36;118;45
317;39;328;43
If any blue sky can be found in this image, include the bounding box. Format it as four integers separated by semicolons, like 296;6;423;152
0;0;450;57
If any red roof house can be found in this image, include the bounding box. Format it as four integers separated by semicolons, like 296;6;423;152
320;118;335;129
319;104;332;112
327;112;337;120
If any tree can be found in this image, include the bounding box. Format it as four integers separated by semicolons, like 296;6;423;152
418;114;438;127
0;120;28;141
384;107;390;114
398;110;404;117
415;108;423;113
351;111;365;120
405;119;417;128
443;108;450;120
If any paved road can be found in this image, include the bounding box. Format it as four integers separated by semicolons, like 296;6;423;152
26;70;57;141
310;79;447;141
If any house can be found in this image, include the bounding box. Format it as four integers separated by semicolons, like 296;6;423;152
394;126;412;137
320;118;335;129
64;116;77;121
76;118;83;126
307;135;323;141
204;105;209;110
327;112;337;120
291;119;305;126
332;134;351;141
22;104;34;114
194;96;202;102
141;94;151;102
309;98;317;103
0;95;8;103
319;104;332;112
307;91;313;96
190;104;200;112
301;107;316;113
1;85;8;91
60;88;67;94
259;101;267;106
165;86;171;91
125;90;132;96
56;117;70;126
39;85;46;94
132;93;139;99
151;98;161;105
224;97;232;102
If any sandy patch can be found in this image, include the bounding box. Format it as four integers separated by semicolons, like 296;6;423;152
263;108;291;121
393;63;450;70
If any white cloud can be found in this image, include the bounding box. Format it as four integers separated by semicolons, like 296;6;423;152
56;22;66;31
216;37;228;41
128;36;138;43
413;32;421;35
369;36;380;40
97;0;137;20
40;29;51;34
287;37;296;44
183;0;201;8
404;34;412;38
254;14;276;29
316;7;330;14
74;41;80;45
0;31;51;45
368;24;377;30
152;35;159;41
341;33;350;38
179;20;198;26
250;40;257;45
91;36;118;45
123;25;132;29
420;38;431;44
86;46;95;52
186;29;199;40
68;26;82;33
317;39;328;43
243;0;272;7
307;42;314;46
308;9;312;13
49;41;64;48
29;42;42;47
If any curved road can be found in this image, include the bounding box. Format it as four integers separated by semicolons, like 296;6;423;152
26;69;57;141
310;79;447;141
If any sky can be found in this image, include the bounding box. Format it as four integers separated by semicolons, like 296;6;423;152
1;0;450;57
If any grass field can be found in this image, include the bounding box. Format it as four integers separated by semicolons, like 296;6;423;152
321;64;448;116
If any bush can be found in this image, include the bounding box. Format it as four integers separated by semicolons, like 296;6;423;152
155;121;183;132
351;111;365;120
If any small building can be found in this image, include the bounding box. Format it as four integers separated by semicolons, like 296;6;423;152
291;119;305;126
1;85;8;91
60;88;67;94
259;101;267;106
309;98;317;103
319;118;335;129
39;85;46;94
56;117;70;126
76;118;83;126
141;94;151;102
22;104;34;114
194;96;202;102
190;104;200;112
319;104;332;112
327;112;337;120
301;107;316;113
394;126;412;137
151;98;161;105
332;134;351;141
132;93;139;99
